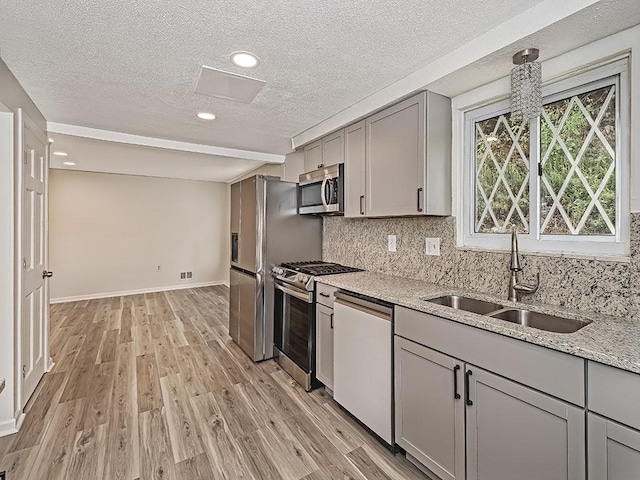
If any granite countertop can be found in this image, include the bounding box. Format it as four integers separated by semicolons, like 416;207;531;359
317;271;640;375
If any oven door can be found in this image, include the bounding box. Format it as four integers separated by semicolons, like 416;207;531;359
274;280;314;372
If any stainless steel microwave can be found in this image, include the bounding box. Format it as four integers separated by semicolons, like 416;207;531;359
298;163;344;215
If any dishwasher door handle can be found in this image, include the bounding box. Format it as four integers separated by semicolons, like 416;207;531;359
334;293;392;321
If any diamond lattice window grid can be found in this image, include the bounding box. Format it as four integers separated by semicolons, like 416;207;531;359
475;113;530;234
539;85;616;236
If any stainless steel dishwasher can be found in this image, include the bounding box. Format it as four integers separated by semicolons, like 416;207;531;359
333;291;394;445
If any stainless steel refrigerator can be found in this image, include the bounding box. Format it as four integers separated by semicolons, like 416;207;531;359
229;175;322;361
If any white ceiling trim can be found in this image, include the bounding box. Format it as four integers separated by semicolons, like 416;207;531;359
291;0;601;148
47;122;285;164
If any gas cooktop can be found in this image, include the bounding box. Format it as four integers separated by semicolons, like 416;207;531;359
279;261;362;276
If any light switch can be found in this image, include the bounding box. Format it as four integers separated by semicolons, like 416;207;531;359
388;235;397;252
425;237;440;256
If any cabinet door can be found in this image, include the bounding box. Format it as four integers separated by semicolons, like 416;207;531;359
304;140;322;172
344;120;366;217
589;413;640;480
321;129;344;167
466;367;585;480
366;93;425;217
395;337;465;480
315;304;334;389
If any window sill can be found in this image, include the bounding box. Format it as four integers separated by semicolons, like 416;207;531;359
456;244;630;263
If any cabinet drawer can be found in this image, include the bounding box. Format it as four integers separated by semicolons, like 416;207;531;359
316;283;337;308
395;306;585;406
588;361;640;430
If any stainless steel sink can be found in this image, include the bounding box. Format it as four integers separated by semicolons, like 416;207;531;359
425;295;505;315
489;309;591;334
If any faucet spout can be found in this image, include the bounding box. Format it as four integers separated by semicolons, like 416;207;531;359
510;229;522;271
508;229;539;302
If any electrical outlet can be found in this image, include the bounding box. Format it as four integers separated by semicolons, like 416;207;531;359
157;265;162;272
425;237;441;256
387;235;397;252
180;272;186;279
187;272;192;279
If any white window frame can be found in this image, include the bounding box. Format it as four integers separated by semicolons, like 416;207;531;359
462;59;630;257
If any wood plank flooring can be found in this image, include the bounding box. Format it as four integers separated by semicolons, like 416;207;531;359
0;286;426;479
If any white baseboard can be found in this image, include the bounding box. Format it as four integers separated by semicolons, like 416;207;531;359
0;417;17;437
50;280;228;304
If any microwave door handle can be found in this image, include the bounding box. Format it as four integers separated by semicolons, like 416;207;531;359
321;177;329;209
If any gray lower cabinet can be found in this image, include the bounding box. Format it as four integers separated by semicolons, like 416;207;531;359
395;337;465;480
466;366;585;480
589;413;640;480
315;303;334;389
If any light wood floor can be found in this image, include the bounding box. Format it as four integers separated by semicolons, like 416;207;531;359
0;286;426;480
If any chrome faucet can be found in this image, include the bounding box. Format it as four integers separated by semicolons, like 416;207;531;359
508;229;540;302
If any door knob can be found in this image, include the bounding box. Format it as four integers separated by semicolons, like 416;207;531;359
42;270;53;279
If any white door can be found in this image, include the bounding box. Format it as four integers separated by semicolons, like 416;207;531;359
20;111;49;404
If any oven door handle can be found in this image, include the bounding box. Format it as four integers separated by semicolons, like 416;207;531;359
275;282;313;303
321;177;329;209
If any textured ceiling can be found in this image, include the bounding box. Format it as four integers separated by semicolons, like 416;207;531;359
48;134;264;182
0;0;548;155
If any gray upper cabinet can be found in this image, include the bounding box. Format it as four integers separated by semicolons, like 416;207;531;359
321;129;344;167
365;91;451;217
344;120;366;217
303;130;344;172
466;366;585;480
304;140;323;172
589;413;640;480
395;337;465;480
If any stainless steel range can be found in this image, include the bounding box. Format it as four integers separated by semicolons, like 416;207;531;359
272;261;362;390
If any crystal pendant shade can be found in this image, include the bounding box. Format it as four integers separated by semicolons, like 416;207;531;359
511;59;542;122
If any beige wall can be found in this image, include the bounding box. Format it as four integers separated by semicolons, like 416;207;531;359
49;170;228;301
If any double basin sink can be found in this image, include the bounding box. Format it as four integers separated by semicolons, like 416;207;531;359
426;295;591;334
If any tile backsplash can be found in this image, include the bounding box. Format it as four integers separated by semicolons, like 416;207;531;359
323;214;640;318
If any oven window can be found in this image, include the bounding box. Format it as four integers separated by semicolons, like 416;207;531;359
274;288;313;371
300;183;323;207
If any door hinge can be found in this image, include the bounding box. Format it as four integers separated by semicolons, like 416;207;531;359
23;150;28;165
22;364;26;379
23;257;27;271
538;162;543;177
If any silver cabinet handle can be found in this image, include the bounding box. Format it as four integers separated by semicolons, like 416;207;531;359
360;195;365;215
417;187;423;212
319;292;330;298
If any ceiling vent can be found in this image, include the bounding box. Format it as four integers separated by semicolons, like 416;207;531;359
194;66;266;104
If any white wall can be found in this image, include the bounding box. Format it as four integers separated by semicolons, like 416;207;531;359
49;170;228;301
0;109;15;434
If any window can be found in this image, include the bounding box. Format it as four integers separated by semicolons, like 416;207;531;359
464;61;629;256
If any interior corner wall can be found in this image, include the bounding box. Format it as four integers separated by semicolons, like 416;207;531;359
0;111;15;435
49;170;228;301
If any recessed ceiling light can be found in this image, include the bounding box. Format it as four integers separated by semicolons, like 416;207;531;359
62;161;76;166
230;51;259;69
197;112;216;120
53;151;68;156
